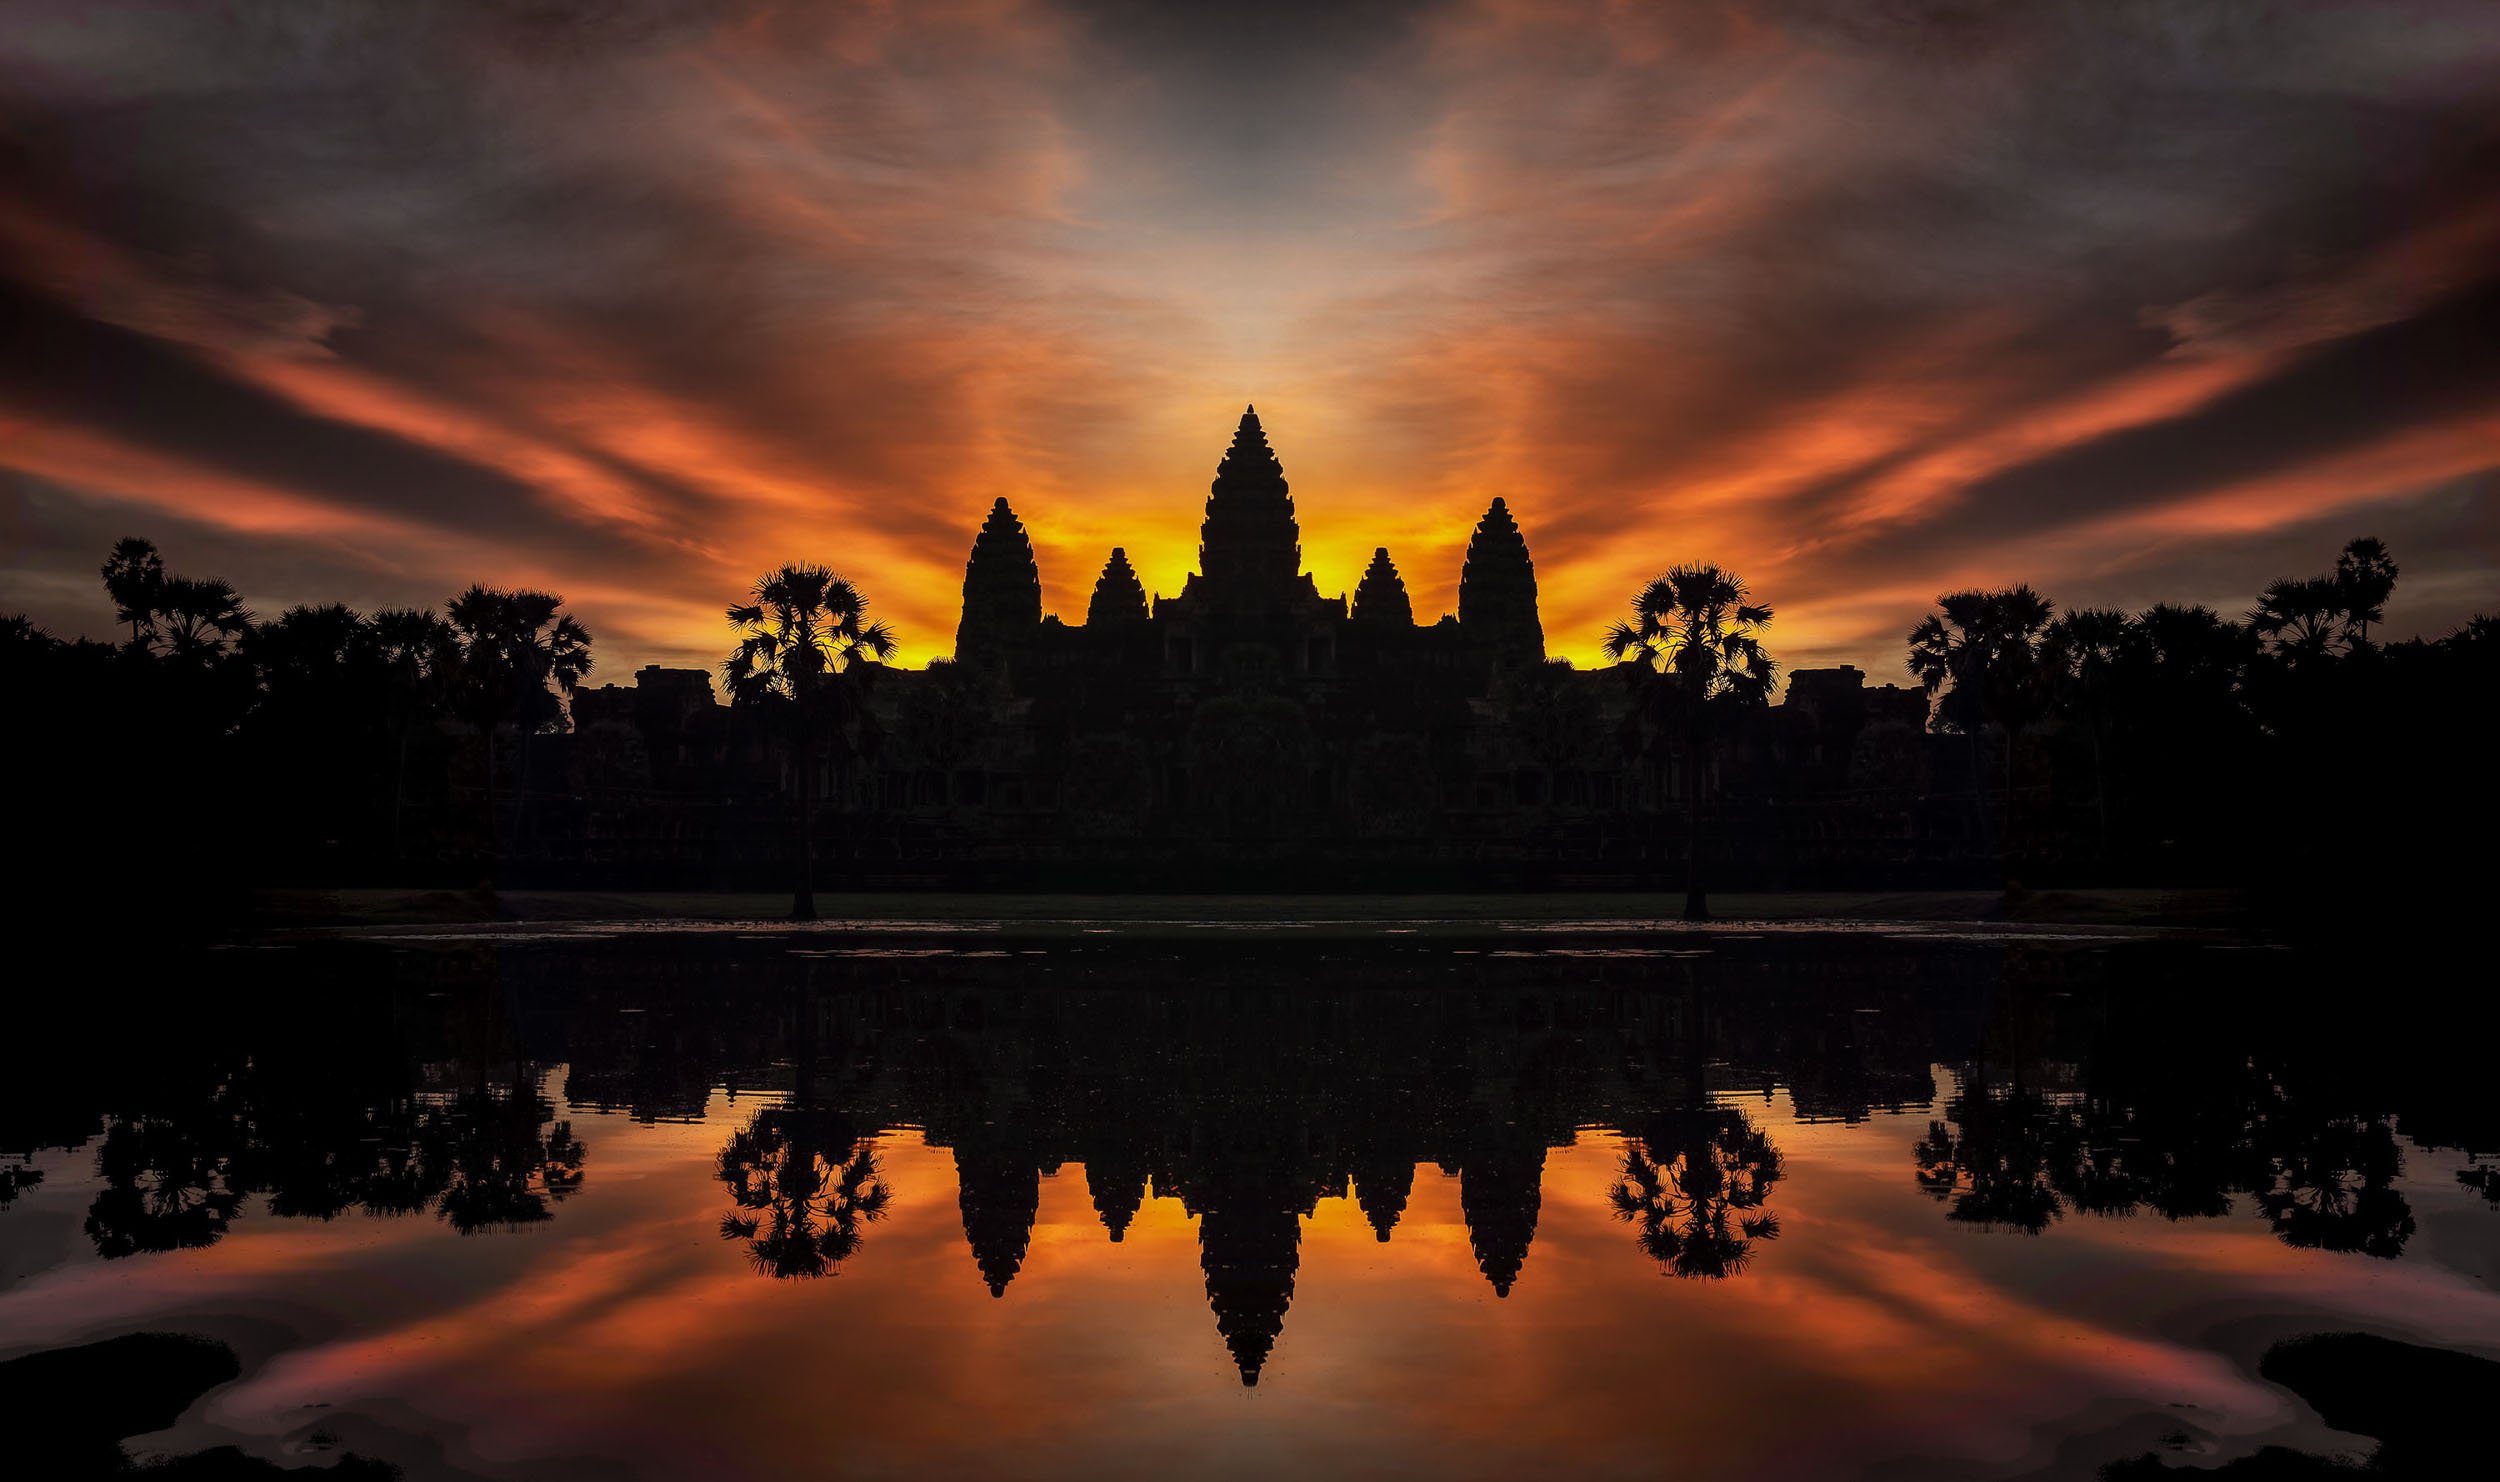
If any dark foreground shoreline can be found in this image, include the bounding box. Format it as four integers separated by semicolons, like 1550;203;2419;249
249;885;2258;934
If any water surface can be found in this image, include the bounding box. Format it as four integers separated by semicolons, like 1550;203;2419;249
3;926;2493;1480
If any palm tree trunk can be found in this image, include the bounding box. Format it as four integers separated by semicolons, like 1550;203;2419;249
1965;728;1997;876
507;727;533;863
482;730;500;887
2087;722;2109;867
791;718;818;922
391;727;410;869
1682;729;1709;923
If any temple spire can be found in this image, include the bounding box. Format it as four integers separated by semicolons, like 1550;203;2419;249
1460;1144;1546;1298
1458;497;1544;661
1351;548;1413;627
956;497;1042;666
1086;548;1148;627
1354;1158;1414;1242
954;1145;1040;1298
1197;405;1302;611
1199;1197;1300;1386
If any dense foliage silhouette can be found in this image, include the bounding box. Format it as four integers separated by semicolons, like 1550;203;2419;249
4;526;2491;911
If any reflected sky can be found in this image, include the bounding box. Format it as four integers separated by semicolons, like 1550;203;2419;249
3;931;2496;1481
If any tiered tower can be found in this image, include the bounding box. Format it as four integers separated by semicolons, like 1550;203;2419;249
954;1145;1041;1297
1087;548;1149;626
1086;1153;1149;1243
1198;1193;1301;1386
1196;406;1303;613
1459;1144;1546;1298
1351;548;1414;627
1458;497;1544;661
1353;1157;1415;1242
956;497;1042;665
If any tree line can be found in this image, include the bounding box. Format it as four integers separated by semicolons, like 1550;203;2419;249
4;543;899;920
5;534;2491;922
1612;538;2494;920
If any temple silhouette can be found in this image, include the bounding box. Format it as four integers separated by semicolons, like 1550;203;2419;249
957;406;1546;674
556;408;1938;889
931;406;1563;840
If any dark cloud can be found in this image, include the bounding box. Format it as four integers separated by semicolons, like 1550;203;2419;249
1869;278;2500;557
0;278;671;561
1;0;2496;672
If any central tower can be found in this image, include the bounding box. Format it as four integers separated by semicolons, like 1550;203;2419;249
1196;406;1304;613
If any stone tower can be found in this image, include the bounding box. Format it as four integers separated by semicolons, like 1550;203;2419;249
1198;1193;1301;1386
1460;1144;1546;1298
1196;406;1303;613
1458;497;1544;661
1086;547;1149;626
955;497;1041;665
1351;547;1413;627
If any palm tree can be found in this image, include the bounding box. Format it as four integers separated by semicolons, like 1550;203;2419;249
1603;564;1776;921
2332;537;2399;647
1907;587;2054;857
2041;607;2136;858
724;564;895;921
100;537;165;648
717;1108;890;1279
368;608;459;861
151;577;251;664
1611;1106;1783;1279
2250;576;2347;667
1912;1089;2073;1234
444;587;592;861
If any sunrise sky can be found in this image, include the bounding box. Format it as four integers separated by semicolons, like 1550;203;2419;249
5;0;2497;680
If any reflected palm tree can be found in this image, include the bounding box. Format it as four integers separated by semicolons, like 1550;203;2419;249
2460;1161;2500;1209
717;1104;889;1279
2254;1105;2414;1259
1913;1087;2072;1235
0;1156;41;1209
431;1082;585;1234
83;1112;247;1258
1611;1104;1783;1279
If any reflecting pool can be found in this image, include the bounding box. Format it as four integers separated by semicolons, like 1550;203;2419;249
4;923;2495;1479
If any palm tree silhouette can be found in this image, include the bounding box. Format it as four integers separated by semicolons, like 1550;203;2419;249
717;1107;890;1279
2252;1092;2414;1259
2333;537;2399;646
2250;576;2348;667
1603;564;1776;920
1913;1073;2078;1235
430;1080;584;1234
83;1111;248;1259
444;587;592;864
2041;607;2136;856
1611;1105;1783;1279
100;536;165;648
1907;586;2054;857
724;564;895;921
367;607;460;862
149;576;252;665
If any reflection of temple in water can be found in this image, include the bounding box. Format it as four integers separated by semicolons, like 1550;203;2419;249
9;936;2493;1386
